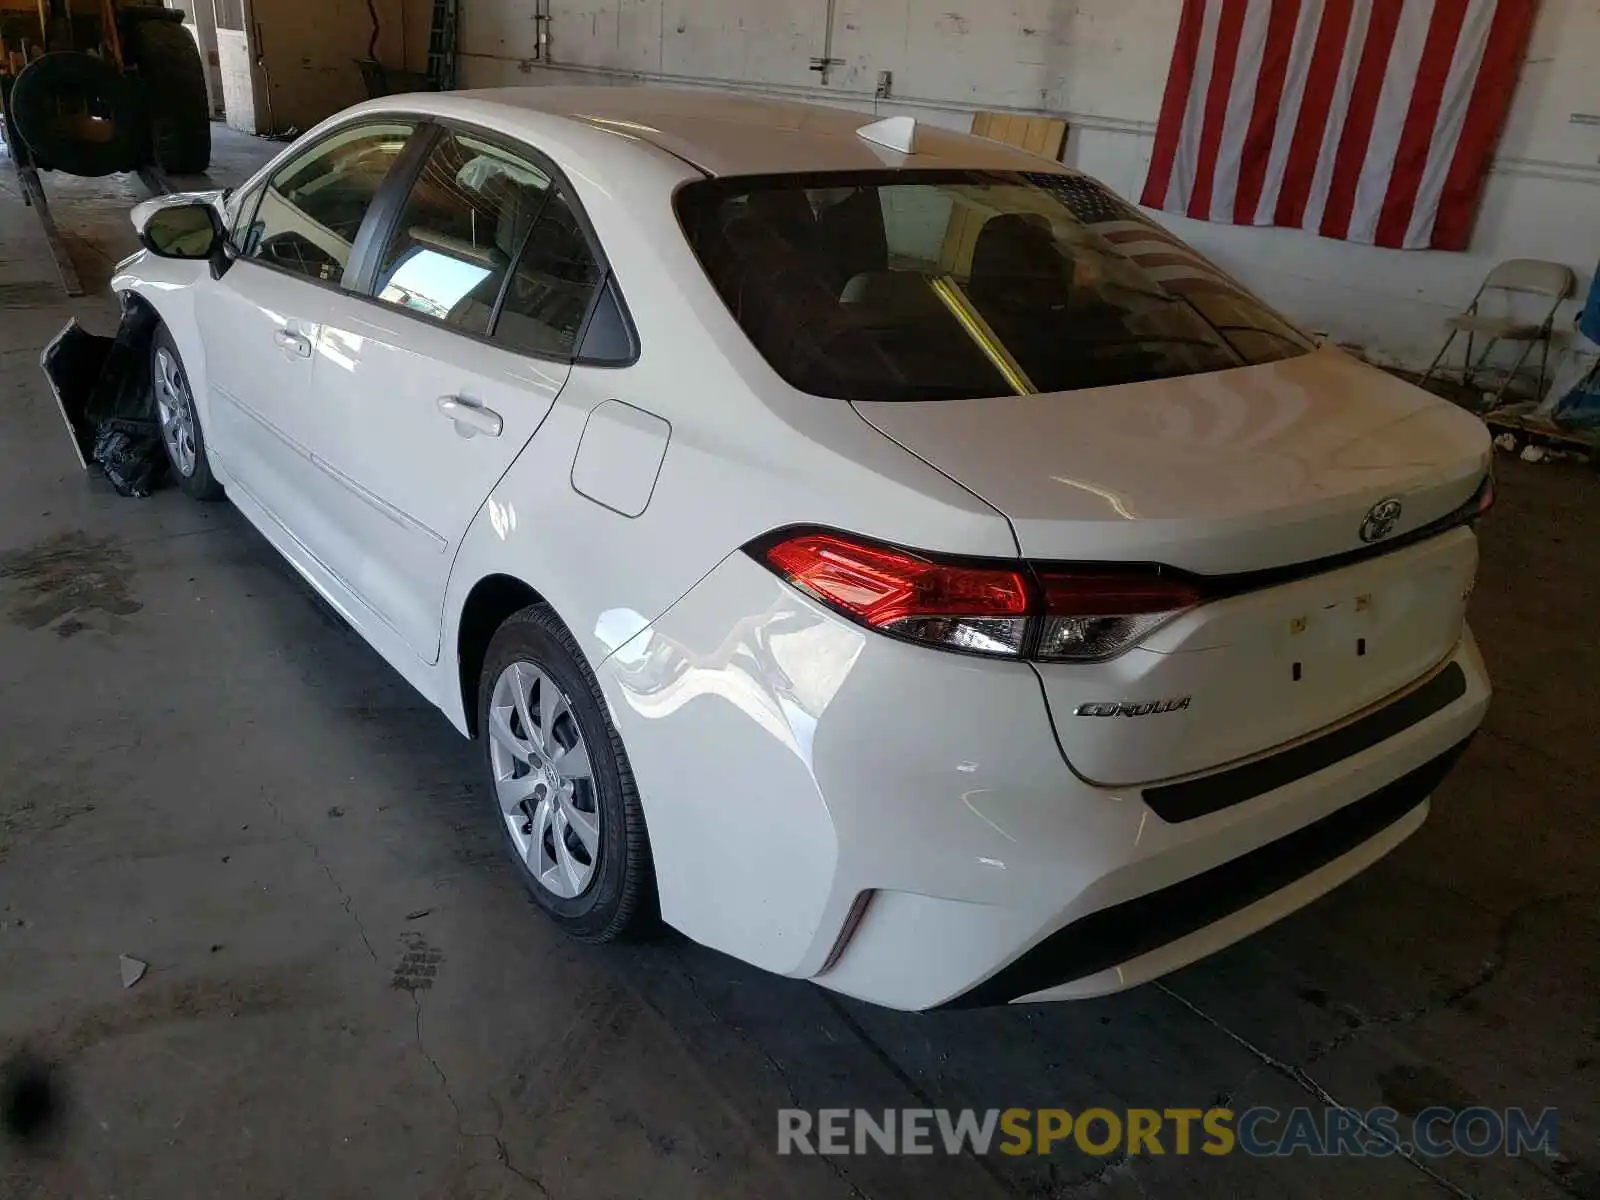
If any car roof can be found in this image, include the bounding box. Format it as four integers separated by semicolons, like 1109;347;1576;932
424;85;1073;178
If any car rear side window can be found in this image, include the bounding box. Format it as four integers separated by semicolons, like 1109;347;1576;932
372;132;554;336
244;122;415;283
575;276;634;365
493;189;606;359
676;170;1314;401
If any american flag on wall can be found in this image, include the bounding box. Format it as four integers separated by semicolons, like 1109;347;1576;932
1036;175;1243;296
1140;0;1541;251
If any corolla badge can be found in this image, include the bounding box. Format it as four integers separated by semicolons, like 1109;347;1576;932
1075;697;1191;718
1359;497;1403;543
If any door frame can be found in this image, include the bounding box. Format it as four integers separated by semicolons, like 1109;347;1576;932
332;116;633;369
224;114;441;298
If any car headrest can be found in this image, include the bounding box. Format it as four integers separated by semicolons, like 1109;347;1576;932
970;213;1059;287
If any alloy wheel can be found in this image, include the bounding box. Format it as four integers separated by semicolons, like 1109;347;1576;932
154;346;197;477
487;661;601;899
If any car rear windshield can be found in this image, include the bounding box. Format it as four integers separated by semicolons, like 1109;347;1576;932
676;170;1314;402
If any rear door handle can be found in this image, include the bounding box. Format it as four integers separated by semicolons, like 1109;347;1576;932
437;395;503;438
273;329;312;358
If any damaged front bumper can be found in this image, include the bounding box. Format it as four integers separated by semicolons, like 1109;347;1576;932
41;294;165;497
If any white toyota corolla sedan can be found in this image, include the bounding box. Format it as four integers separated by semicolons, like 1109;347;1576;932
113;86;1491;1010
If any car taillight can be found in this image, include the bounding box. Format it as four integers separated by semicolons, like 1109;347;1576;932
762;533;1033;655
1476;473;1496;517
1034;571;1203;662
755;532;1202;661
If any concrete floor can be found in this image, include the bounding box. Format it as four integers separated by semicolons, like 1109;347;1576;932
1;125;1596;1200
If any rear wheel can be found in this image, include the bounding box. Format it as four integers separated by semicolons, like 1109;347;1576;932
477;605;655;942
128;18;211;174
152;326;223;501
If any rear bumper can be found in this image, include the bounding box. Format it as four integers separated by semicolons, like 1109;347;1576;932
823;635;1488;1010
940;737;1470;1006
600;551;1490;1012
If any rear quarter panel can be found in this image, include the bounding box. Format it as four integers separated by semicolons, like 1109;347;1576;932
433;113;1023;729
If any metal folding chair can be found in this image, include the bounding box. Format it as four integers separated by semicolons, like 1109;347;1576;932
1423;259;1575;404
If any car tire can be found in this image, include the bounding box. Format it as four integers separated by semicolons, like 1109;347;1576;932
8;52;144;177
151;325;224;501
127;18;212;174
477;604;655;942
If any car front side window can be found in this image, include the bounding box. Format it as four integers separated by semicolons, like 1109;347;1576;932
244;121;417;285
227;184;264;255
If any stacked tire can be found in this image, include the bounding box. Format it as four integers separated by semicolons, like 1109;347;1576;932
6;15;210;178
126;16;211;174
8;52;143;177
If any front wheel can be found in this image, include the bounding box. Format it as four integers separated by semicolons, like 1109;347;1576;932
152;325;224;501
478;605;655;942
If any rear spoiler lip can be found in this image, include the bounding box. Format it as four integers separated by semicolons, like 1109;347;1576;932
744;471;1493;602
1174;472;1493;600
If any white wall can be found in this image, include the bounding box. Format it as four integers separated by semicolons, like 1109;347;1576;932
172;0;226;118
455;0;1599;371
217;27;262;134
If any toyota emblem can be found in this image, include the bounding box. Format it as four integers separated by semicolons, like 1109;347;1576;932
1359;497;1403;543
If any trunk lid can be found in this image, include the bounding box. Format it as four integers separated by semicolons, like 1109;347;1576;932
853;348;1489;573
853;348;1490;785
1028;528;1478;785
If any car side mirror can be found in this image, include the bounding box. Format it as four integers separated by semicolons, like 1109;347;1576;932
139;202;223;262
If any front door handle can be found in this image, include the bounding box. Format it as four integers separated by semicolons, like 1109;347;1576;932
437;395;503;438
273;328;312;358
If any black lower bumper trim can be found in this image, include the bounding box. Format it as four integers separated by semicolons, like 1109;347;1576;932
1143;662;1469;824
941;738;1474;1008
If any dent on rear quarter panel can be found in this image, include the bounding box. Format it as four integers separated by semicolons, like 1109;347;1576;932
594;550;856;976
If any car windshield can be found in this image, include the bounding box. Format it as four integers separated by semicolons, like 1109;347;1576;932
676;170;1314;402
